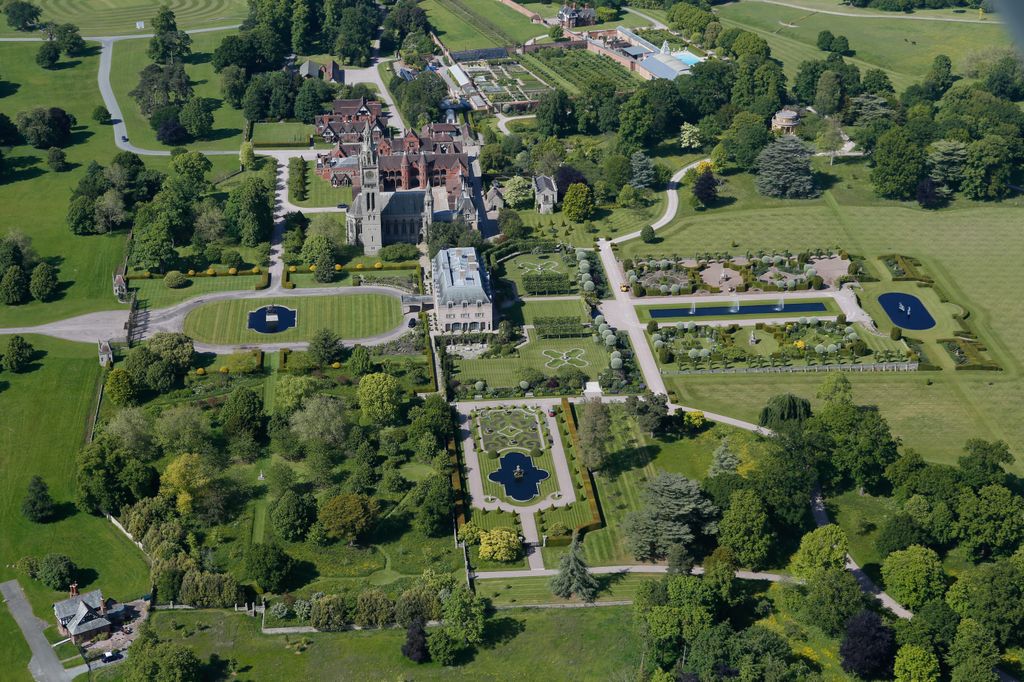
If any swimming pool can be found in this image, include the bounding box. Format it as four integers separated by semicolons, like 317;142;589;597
878;292;936;331
673;50;703;66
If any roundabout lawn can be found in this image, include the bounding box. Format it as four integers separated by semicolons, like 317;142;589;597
182;294;402;344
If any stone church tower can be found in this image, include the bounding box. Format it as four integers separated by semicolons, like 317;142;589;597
356;122;382;254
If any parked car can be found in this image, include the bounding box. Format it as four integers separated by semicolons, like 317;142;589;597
120;135;128;142
407;317;417;328
102;651;122;662
336;203;348;209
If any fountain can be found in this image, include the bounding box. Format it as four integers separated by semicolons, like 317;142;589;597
689;300;697;315
775;297;785;312
513;465;525;481
247;304;297;334
730;295;740;314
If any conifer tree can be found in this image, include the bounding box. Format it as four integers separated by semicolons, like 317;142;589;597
550;535;599;602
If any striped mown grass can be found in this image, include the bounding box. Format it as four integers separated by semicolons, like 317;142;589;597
479;573;661;606
130;274;263;309
182;294;402;344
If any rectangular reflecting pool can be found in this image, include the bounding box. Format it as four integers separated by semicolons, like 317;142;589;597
648;301;829;319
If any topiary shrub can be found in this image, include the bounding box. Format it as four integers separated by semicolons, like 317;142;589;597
163;271;190;289
486;449;499;459
890;327;902;341
528;447;541;458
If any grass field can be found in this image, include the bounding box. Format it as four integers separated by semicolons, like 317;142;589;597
0;600;33;682
129;274;263;309
94;606;643;681
420;0;542;51
454;329;610;388
0;0;247;36
716;2;1012;91
110;31;245;152
290;163;354;209
182;294;403;344
0;337;150;619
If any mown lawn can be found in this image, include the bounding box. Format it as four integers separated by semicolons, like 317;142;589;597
620;158;1024;470
717;2;1011;90
110;31;245;152
0;600;33;682
289;162;354;209
95;606;643;681
478;572;659;605
0;0;247;36
0;42;241;328
502;298;590;326
0;337;150;619
182;294;403;344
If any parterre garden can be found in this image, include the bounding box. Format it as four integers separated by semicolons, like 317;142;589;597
461;59;552;107
471;406;560;505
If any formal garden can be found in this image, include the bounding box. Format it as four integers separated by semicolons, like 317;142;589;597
470;406;561;506
460;59;552;109
649;318;913;373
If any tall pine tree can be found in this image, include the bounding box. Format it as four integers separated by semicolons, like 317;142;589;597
550;535;599;602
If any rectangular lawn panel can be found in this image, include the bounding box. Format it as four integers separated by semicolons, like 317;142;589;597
290;162;355;208
182;294;403;344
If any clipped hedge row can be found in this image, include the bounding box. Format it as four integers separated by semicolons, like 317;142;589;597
450;437;467;529
547;397;603;546
126;268;262;280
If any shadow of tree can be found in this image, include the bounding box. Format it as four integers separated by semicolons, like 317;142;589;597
479;615;525;649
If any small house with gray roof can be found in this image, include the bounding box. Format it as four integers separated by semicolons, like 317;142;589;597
533;175;557;214
432;247;494;332
53;585;125;644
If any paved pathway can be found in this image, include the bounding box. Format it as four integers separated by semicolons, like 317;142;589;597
495;113;535;135
1;580;67;682
811;489;913;619
476;563;800;583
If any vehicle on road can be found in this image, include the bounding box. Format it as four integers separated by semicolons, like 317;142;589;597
121;135;128;142
337;203;348;209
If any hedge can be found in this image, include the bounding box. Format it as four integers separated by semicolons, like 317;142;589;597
547;397;603;546
254;272;270;290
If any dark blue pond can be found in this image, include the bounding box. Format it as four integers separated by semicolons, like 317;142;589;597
648;301;828;319
247;305;297;334
878;292;935;330
488;451;550;502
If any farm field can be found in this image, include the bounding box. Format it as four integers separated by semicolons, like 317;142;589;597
453;329;611;388
0;337;151;618
182;294;403;344
716;2;1012;90
618;158;1024;469
420;0;541;52
94;606;644;681
520;48;639;96
0;0;247;36
109;30;245;152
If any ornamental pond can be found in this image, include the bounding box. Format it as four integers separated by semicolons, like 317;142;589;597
247;305;297;334
487;451;550;502
878;292;936;331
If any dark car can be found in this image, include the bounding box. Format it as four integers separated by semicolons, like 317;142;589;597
336;203;348;209
102;651;122;662
120;135;128;142
407;317;417;328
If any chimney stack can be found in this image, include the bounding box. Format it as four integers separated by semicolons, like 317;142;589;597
69;582;78;598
